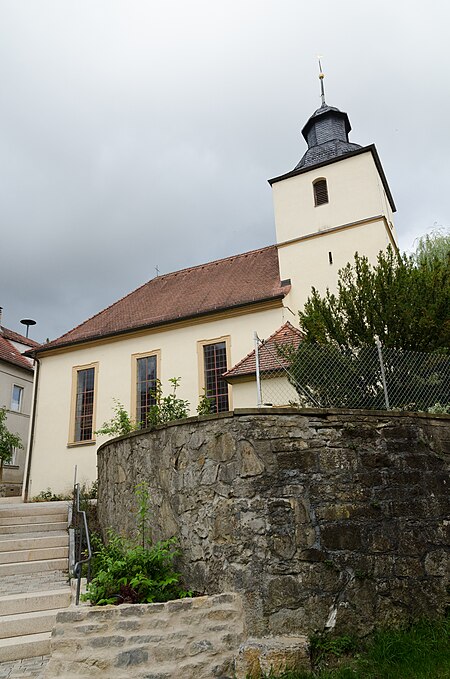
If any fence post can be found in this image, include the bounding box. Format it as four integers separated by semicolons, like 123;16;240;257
254;331;262;407
374;335;390;410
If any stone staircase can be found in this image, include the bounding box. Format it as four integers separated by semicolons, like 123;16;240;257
0;501;72;662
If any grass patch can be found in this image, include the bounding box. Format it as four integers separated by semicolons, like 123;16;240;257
258;616;450;678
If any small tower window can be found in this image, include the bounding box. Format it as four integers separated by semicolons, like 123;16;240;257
313;178;328;206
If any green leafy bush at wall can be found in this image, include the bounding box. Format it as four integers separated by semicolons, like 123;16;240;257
145;377;189;426
197;388;214;415
95;399;140;437
84;531;189;605
83;481;190;606
96;379;190;440
32;488;71;502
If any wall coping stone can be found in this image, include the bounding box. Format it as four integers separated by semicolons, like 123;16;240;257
97;407;450;453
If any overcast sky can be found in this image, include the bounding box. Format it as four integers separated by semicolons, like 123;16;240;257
1;0;449;343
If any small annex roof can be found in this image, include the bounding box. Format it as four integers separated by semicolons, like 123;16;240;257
224;321;303;380
34;245;290;355
0;326;38;371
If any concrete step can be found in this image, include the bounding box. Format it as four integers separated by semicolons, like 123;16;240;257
0;502;70;518
0;534;68;552
0;546;69;565
0;513;67;526
0;497;23;505
0;631;51;662
0;521;68;535
0;589;71;617
0;557;68;577
0;608;64;640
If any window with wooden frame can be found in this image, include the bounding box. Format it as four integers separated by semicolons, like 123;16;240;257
198;338;230;413
70;363;98;444
134;353;158;428
313;178;329;206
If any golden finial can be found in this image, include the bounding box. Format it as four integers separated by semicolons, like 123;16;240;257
318;56;326;106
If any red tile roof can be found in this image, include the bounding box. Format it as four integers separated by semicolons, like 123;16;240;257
34;246;289;354
0;327;36;371
1;327;40;348
224;322;303;379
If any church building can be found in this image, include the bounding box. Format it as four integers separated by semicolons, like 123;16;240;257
24;81;398;496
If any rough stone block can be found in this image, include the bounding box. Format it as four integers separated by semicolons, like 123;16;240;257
320;524;363;551
235;636;310;679
425;549;449;577
115;648;149;667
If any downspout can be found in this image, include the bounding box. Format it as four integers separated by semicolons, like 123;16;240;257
22;355;40;502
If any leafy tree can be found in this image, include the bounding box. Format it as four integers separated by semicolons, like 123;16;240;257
286;230;450;410
299;231;450;352
0;407;23;482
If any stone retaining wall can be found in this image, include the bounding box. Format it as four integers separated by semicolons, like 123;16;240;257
98;409;450;637
45;594;246;679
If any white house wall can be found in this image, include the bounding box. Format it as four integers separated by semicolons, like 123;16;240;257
27;305;285;495
231;376;300;409
279;217;393;320
272;151;395;243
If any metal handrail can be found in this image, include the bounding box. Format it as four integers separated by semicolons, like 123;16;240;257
72;481;92;605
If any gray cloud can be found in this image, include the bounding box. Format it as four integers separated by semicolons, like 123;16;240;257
1;0;449;342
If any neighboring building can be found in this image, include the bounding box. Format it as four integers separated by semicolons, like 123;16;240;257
224;321;304;408
0;321;38;493
25;92;398;496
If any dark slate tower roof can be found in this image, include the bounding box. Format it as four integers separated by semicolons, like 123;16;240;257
294;102;361;170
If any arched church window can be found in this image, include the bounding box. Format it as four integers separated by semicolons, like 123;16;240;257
313;178;328;206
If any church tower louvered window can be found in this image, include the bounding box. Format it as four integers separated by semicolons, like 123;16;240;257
313;178;328;206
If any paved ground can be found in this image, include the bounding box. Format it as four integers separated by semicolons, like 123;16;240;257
0;657;49;679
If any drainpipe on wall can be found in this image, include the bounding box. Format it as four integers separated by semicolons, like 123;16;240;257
22;355;40;502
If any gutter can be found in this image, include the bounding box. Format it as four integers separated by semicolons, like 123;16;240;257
22;356;40;502
27;293;289;358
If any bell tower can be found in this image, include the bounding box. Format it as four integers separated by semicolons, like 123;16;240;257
270;66;398;317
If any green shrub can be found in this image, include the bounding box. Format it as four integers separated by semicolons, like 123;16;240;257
145;377;189;426
197;389;214;415
428;402;450;414
83;481;190;606
95;400;139;437
83;531;189;605
32;488;70;502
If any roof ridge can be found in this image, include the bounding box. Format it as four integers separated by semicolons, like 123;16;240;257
46;243;278;345
152;243;277;281
262;320;303;344
0;325;40;348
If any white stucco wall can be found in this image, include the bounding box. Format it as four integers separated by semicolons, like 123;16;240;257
272;150;395;244
278;217;393;319
27;305;286;495
231;376;300;409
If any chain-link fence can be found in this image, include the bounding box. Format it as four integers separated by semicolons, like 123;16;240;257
255;333;450;412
